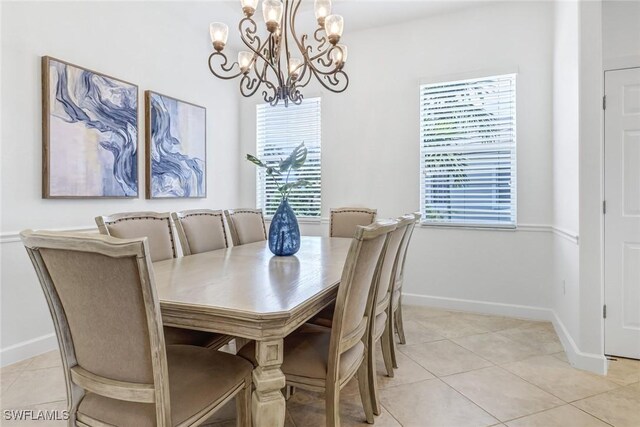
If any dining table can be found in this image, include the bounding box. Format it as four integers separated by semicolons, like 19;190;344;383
152;236;352;427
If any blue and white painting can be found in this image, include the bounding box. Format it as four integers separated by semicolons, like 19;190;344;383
44;57;138;198
146;92;206;198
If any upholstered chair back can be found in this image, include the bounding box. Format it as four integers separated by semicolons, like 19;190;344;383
95;212;176;262
329;207;377;238
21;230;171;424
393;213;420;292
374;215;414;314
171;209;228;255
328;220;396;376
224;209;267;246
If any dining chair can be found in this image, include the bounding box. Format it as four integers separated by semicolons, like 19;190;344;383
388;212;421;369
95;211;230;350
224;208;267;246
329;207;377;238
367;215;414;414
171;209;228;255
21;230;252;427
239;219;398;427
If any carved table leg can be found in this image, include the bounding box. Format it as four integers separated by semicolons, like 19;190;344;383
252;339;286;427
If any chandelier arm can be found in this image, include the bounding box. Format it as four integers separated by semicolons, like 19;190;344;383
313;28;328;52
262;79;278;105
208;52;243;80
238;18;280;78
239;73;263;98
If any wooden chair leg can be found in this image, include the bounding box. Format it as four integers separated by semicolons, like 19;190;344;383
236;376;252;427
356;362;375;424
395;303;407;345
326;383;341;427
367;340;381;416
381;323;395;377
389;308;398;369
283;385;295;400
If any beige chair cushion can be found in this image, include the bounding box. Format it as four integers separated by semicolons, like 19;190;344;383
239;324;364;382
375;224;407;310
78;345;252;427
180;214;227;254
229;212;266;245
105;219;175;262
330;210;376;238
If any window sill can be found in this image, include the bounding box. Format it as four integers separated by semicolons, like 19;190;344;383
264;216;323;224
418;222;517;231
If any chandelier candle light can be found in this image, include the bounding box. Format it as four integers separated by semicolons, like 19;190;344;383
208;0;348;106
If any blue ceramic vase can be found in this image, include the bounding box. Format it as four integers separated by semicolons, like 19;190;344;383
268;199;300;256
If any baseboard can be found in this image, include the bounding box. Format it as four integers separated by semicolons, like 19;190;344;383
402;293;607;375
0;333;58;368
402;293;553;321
550;312;608;375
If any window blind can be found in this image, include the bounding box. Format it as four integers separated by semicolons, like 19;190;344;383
256;98;321;217
420;74;517;227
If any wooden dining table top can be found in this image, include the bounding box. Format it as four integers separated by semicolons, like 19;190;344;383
153;236;352;339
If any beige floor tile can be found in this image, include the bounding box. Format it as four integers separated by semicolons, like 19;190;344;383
505;404;611;427
1;371;20;394
379;378;498;427
400;340;493;377
1;366;66;409
552;352;569;363
573;382;640;427
442;366;564;422
456;313;539;333
453;333;544;365
287;388;401;427
417;315;490;339
0;400;67;426
396;319;445;345
25;351;61;370
503;355;619;402
375;347;435;389
605;357;640;386
497;324;563;355
402;305;452;321
0;358;34;375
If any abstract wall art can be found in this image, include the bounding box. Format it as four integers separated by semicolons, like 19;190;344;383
42;56;139;198
145;91;206;199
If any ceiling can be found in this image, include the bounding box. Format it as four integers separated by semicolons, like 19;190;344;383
214;0;483;31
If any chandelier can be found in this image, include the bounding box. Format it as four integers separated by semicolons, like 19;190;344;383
208;0;348;107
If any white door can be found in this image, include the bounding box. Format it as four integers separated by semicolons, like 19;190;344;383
605;67;640;359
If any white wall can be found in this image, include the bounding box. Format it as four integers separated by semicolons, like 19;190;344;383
240;1;555;311
578;0;605;359
0;1;241;364
602;0;640;69
550;0;581;359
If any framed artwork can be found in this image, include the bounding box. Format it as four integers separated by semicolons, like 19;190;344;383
145;91;207;199
42;56;139;198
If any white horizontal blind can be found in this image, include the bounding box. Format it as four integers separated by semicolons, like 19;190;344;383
420;74;517;227
256;98;321;217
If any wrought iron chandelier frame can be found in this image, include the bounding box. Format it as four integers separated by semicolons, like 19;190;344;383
208;0;348;107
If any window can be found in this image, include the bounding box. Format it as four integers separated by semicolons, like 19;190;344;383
256;98;321;218
420;74;517;227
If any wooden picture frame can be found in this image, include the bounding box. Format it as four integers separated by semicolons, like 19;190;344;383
42;56;139;199
145;91;207;199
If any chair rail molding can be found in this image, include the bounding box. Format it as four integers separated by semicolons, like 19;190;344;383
1;226;98;244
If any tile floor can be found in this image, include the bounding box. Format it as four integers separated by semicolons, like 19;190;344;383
1;306;638;426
